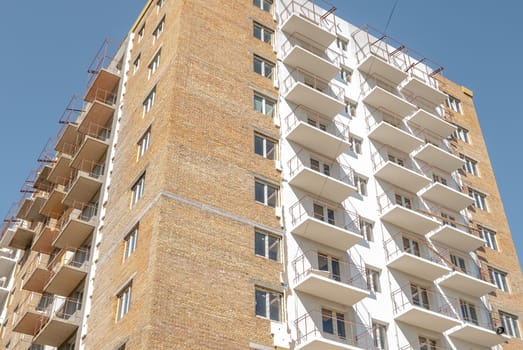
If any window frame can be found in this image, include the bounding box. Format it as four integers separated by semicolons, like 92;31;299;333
156;0;165;12
254;179;279;208
116;284;132;321
500;311;520;338
253;0;273;13
254;229;281;262
133;54;141;74
359;218;373;241
366;267;381;293
372;321;387;349
341;67;353;83
255;287;281;321
148;49;162;79
454;125;470;143
253;55;275;79
254;133;277;160
349;135;362;154
131;173;146;207
446;94;462;113
137;128;151;160
479;225;498;250
123;225;139;261
137;24;145;43
469;187;487;211
152;16;165;42
460;154;478;175
143;87;157;115
253;22;273;45
489;266;509;292
253;92;276;116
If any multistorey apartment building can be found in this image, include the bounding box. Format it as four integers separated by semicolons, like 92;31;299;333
0;0;521;349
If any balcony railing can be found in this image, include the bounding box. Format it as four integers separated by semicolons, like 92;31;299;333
280;0;337;34
33;295;82;345
283;67;344;101
281;32;340;66
12;292;53;335
78;122;111;144
288;150;355;187
384;233;448;267
284;105;350;141
85;39;122;94
293;250;369;290
377;189;431;217
392;283;459;320
48;247;90;275
295;311;376;349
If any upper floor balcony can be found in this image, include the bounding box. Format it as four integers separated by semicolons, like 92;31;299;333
31;217;59;255
449;301;509;347
70;123;111;169
22;253;52;294
377;189;440;234
9;334;35;350
366;108;424;154
62;160;104;206
44;248;90;296
419;178;473;213
17;193;46;224
0;274;11;307
292;251;370;306
428;212;485;253
384;233;451;281
413;140;464;173
13;292;52;336
284;105;350;159
9;220;42;250
399;339;451;350
48;144;76;184
283;68;345;117
406;108;456;139
392;283;460;332
53;202;97;249
295;311;376;350
32;296;82;347
438;253;496;297
282;33;340;81
78;88;116;133
400;68;446;108
361;76;417;118
0;248;17;273
84;39;122;103
372;147;431;193
280;0;337;47
288;149;356;202
289;196;362;250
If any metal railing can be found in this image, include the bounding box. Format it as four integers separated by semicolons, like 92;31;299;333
281;32;340;66
57;201;98;233
288;149;355;186
284;105;350;141
295;311;377;349
377;189;433;217
289;196;360;234
371;146;425;175
33;296;82;337
85;38;122;92
384;232;448;267
13;292;53;329
78;122;112;142
424;208;481;238
292;250;368;291
391;283;458;319
399;340;451;350
280;0;337;35
439;251;491;283
365;106;415;135
283;67;344;101
48;247;90;275
457;300;497;331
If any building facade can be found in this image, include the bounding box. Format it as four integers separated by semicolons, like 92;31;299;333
0;0;521;349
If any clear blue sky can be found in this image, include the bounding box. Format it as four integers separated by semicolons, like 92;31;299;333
1;1;521;265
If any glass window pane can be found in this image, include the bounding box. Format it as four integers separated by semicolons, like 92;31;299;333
318;254;328;272
254;135;264;156
267;185;276;207
254;94;263;113
269;293;280;321
322;310;334;334
255;232;265;257
255;181;265;203
255;289;266;317
253;57;262;75
265;99;274;116
268;235;279;261
265;139;275;160
253;24;261;39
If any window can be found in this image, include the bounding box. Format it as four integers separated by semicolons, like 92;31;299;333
461;154;478;175
460;300;478;325
152;17;165;42
345;100;357;117
432;173;447;185
410;283;430;309
441;212;456;227
489;267;509;292
255;230;280;261
446;95;462;113
253;92;275;116
372;322;387;349
469;188;487;211
310;158;330;176
313;202;335;225
143;87;156;115
133;54;141;74
156;0;165;11
253;55;274;79
137;128;151;159
254;134;276;160
318;253;340;281
255;288;281;321
479;226;498;250
322;308;346;338
253;0;272;12
253;22;273;44
454;125;469;143
349;136;362;154
359;218;373;241
124;225;139;260
418;336;437;350
336;37;348;51
148;49;161;79
341;67;353;83
403;236;420;257
254;180;279;207
500;311;520;338
450;254;467;273
396;194;412;209
354;175;367;196
131;174;146;206
116;284;132;321
366;267;380;293
137;24;145;42
388;154;405;167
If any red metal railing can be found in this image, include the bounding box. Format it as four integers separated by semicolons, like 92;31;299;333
280;0;337;34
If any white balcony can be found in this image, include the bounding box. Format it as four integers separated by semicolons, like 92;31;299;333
282;34;340;81
288;151;356;202
283;68;345;117
413;143;464;173
420;183;473;212
22;253;52;293
438;270;496;298
70;133;110;169
449;321;509;347
44;248;89;296
62;162;104;206
429;224;485;253
289;197;362;250
357;54;407;85
373;154;431;193
284;107;350;158
39;182;67;218
406;109;456;138
295;311;374;350
392;285;460;332
363;86;417;118
385;234;451;281
13;292;52;336
401;76;446;106
293;252;369;306
53;203;97;249
378;191;440;234
368;121;424;154
78;89;116;133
